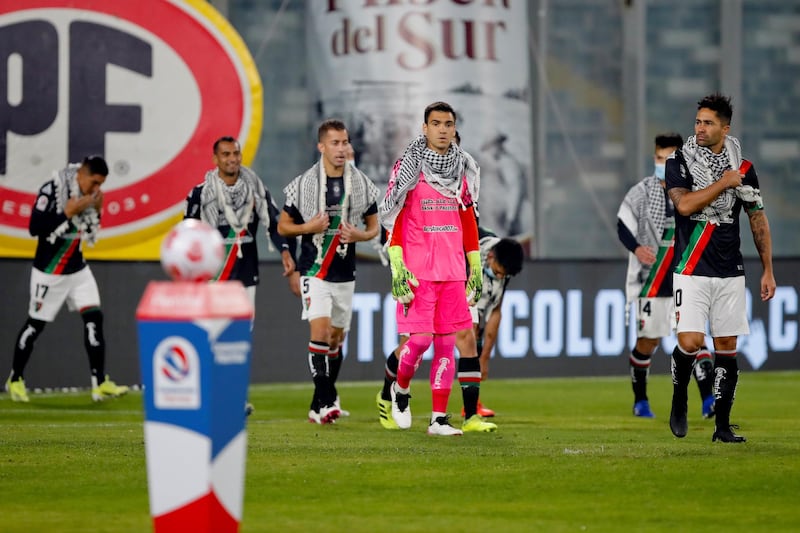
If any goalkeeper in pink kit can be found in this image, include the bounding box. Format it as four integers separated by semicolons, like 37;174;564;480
379;101;497;435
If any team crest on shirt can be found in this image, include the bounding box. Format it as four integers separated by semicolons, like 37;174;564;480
675;311;680;325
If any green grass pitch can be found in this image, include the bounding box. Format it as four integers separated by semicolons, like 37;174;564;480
2;371;799;532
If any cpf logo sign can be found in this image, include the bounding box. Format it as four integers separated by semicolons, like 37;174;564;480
0;0;263;259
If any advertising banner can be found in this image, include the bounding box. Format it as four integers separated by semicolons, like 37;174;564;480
3;258;797;389
306;0;534;241
0;0;262;260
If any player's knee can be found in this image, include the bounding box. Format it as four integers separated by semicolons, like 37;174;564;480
406;334;433;354
433;334;455;356
399;335;433;370
329;328;346;349
676;333;704;354
635;338;659;355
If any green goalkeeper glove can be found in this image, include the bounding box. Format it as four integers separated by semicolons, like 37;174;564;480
466;250;483;306
388;245;419;305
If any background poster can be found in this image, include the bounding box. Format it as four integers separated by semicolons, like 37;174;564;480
306;1;533;242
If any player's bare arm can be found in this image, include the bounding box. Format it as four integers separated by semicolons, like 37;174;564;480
667;187;689;213
280;249;295;276
748;208;776;301
363;213;379;241
669;170;742;216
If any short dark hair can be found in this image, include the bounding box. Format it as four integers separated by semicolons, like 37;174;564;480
82;155;108;176
492;238;524;277
318;119;347;142
424;101;456;124
454;130;461;145
213;136;238;154
654;132;683;150
697;93;733;125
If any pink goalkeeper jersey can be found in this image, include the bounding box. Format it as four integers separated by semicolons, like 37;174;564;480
397;175;468;282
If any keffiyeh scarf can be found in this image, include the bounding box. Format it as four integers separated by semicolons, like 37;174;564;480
645;176;669;248
283;157;379;266
619;175;672;306
48;164;101;246
200;165;272;256
621;175;669;253
379;135;480;231
680;135;762;224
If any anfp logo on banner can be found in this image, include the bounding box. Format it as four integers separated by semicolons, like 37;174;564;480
0;0;263;259
153;336;200;409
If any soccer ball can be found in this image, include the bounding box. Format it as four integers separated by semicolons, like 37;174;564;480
160;219;225;282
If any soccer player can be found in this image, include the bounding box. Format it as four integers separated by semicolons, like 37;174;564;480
666;93;776;443
184;136;295;416
5;156;129;402
617;133;715;419
278;119;380;424
184;136;295;306
376;229;524;428
379;101;495;436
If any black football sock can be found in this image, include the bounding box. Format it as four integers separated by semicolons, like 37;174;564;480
458;357;481;419
713;351;739;429
671;345;695;406
630;348;651;402
382;350;399;401
694;347;714;400
10;318;46;381
328;347;342;400
81;309;105;385
308;341;333;408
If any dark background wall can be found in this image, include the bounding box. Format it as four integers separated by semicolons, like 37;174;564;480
2;257;797;389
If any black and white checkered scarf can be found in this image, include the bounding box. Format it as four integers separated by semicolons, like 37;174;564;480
283;157;379;265
620;175;669;253
48;164;101;246
618;175;672;305
679;134;762;224
379;135;480;231
200;165;272;255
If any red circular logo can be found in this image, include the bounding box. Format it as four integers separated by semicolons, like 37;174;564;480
0;0;262;257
